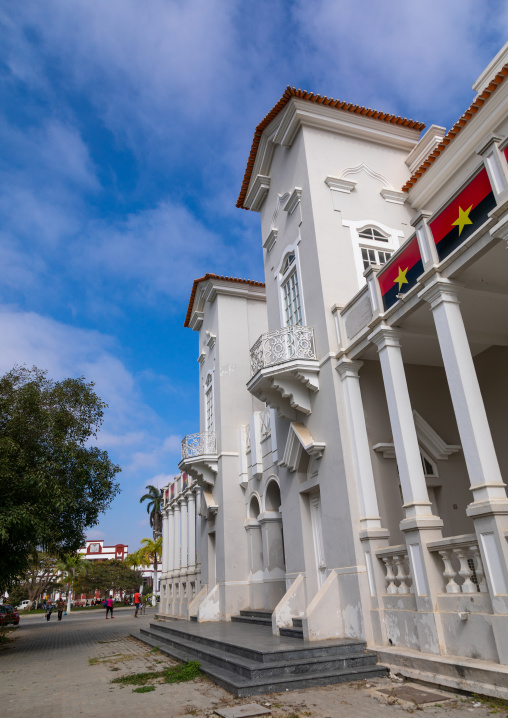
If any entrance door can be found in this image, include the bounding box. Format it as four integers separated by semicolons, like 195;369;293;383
309;492;326;588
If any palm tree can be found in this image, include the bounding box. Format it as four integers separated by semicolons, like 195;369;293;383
140;484;164;540
56;554;87;613
125;550;144;595
138;537;162;607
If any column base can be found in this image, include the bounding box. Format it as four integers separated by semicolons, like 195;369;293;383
400;515;444;532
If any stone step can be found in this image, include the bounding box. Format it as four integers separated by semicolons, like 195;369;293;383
148;620;368;664
279;627;304;639
292;618;303;628
136;628;385;697
140;626;378;680
232;614;272;627
239;609;273;619
190;615;198;622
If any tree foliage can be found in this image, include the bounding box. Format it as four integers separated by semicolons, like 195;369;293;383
0;366;121;589
139;484;163;539
78;559;142;596
14;551;62;604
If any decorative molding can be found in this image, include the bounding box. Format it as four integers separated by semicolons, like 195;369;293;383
284;187;302;215
325;176;356;194
405;124;446;174
341;162;391;187
197;348;206;364
373;410;461;462
263;228;278;251
380;188;407;205
205;331;216;349
244;174;271;211
279;422;325;472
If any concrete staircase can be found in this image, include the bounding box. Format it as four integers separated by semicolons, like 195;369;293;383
231;609;272;627
136;619;386;697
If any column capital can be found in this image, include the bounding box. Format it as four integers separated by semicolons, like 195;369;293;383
368;325;403;351
419;278;462;308
335;357;364;380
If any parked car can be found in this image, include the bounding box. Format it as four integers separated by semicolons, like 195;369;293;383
16;600;31;611
0;605;20;626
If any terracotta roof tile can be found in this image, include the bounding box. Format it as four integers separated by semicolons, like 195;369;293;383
184;273;265;327
236;86;425;209
402;64;508;192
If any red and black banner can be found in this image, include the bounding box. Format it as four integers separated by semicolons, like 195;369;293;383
429;167;495;261
378;236;423;311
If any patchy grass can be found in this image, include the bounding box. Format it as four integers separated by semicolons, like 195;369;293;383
132;686;156;694
88;657;99;665
0;626;17;647
111;661;201;687
469;694;508;713
149;646;160;653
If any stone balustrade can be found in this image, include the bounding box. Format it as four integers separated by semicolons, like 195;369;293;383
376;545;413;594
428;534;487;594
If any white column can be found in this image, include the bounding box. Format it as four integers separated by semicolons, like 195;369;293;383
167;507;175;573
162;510;169;574
420;279;508;600
336;358;387;534
420;280;507;506
370;325;445;634
180;496;189;571
187;491;196;570
173;501;181;573
369;327;441;528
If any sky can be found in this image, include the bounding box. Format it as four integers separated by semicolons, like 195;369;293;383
1;1;507;551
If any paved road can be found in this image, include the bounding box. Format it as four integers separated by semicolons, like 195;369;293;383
0;609;495;718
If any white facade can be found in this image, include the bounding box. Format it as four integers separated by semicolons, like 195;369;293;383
161;47;508;691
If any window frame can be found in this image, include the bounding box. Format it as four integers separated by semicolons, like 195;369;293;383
204;371;214;433
274;239;306;328
341;219;404;288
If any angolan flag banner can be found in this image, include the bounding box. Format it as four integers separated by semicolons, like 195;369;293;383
429;167;496;261
378;236;423;311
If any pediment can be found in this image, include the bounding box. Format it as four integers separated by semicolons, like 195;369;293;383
279;422;325;472
373;410;461;461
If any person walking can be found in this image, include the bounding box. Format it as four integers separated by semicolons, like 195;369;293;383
45;602;53;622
105;597;114;619
133;590;141;618
56;598;65;621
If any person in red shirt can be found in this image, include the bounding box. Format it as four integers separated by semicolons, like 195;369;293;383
105;597;114;619
133;591;141;617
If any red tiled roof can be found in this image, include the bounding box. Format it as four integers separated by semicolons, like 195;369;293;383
236;86;425;209
402;64;508;192
184;274;265;327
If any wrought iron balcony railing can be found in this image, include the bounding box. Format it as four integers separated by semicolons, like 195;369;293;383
181;431;217;460
250;326;316;376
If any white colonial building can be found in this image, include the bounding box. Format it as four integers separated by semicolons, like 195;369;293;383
160;45;508;694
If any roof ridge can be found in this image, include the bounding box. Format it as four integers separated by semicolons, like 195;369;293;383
237;87;425;210
184;273;266;327
402;63;508;192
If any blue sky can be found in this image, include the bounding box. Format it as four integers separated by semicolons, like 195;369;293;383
1;1;506;551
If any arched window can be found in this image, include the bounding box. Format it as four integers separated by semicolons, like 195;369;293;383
280;251;302;326
205;373;214;432
342;219;403;287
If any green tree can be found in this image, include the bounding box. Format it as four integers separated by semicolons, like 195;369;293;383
56;554;88;613
0;365;121;589
79;559;143;598
13;551;61;604
137;537;162;606
139;485;163;540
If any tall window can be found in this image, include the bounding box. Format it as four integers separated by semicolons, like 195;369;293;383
205;373;214;432
280;252;302;326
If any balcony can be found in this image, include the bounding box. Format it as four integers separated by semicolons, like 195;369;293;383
247;326;320;419
179;431;218;488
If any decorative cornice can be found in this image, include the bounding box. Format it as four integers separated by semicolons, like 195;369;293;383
284;187;302;215
380;188;407;205
325;176;356;194
263;228;278;251
244;174;271;212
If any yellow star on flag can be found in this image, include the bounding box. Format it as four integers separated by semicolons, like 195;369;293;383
393;266;409;292
452;204;473;235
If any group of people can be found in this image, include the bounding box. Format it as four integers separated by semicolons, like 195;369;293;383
44;599;66;622
43;592;150;621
